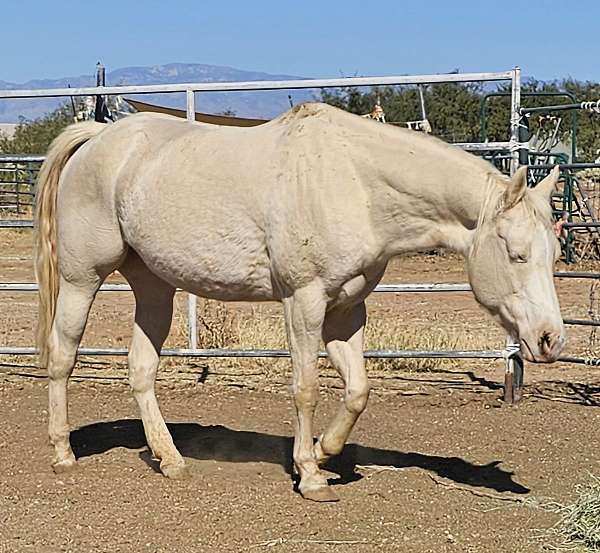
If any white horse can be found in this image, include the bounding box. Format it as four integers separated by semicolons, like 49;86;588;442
35;103;565;502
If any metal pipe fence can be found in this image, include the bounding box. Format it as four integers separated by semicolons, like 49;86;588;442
528;163;600;263
0;346;509;360
1;67;599;405
0;157;40;214
0;67;542;403
0;277;522;391
521;99;600;115
1;276;596;381
0;281;516;358
0;71;515;100
3;279;597;329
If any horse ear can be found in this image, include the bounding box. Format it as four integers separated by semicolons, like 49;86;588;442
534;166;560;201
503;166;528;210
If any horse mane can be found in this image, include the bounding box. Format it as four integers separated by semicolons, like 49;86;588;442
473;173;554;251
475;174;506;229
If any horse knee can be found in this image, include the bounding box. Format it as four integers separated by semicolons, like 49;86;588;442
344;381;370;415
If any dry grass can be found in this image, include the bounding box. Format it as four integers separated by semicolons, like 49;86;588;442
364;318;492;371
0;207;33;220
546;474;600;551
165;295;497;378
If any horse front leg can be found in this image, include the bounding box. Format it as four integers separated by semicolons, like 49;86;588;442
313;302;370;465
283;284;337;502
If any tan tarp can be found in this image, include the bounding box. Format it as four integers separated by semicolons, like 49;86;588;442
125;98;268;127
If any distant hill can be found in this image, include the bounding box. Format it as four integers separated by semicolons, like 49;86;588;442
0;63;316;123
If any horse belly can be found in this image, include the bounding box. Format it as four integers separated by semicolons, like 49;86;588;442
184;246;275;301
126;225;276;301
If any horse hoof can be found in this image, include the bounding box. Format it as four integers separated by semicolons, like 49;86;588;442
161;462;189;480
301;485;339;503
52;458;77;474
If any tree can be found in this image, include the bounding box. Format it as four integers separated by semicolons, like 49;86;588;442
319;82;484;142
0;102;76;154
319;78;600;160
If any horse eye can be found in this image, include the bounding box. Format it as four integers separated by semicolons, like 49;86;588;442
508;249;528;263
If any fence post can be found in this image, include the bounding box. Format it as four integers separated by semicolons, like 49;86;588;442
504;340;524;404
509;66;522;176
14;164;20;214
94;62;110;123
506;66;525;404
186;89;198;350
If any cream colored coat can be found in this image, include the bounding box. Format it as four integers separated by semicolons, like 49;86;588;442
35;103;564;501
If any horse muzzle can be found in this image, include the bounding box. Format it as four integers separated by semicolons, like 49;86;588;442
520;331;566;363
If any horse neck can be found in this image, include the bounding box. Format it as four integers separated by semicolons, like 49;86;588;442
361;131;503;258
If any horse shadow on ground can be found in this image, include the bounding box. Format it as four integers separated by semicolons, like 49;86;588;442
386;370;600;407
70;419;529;494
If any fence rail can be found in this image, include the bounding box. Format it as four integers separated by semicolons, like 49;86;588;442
2;281;596;328
0;71;515;100
0;346;509;359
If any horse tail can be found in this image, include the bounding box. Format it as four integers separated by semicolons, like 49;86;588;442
35;121;106;367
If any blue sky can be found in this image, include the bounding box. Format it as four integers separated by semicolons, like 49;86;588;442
3;0;599;83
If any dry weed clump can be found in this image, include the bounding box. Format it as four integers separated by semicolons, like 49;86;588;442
196;299;238;349
550;474;600;551
167;295;496;379
364;318;493;372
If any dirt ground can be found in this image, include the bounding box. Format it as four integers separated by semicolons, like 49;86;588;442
1;230;599;552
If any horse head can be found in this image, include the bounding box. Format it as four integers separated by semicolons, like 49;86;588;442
467;166;565;362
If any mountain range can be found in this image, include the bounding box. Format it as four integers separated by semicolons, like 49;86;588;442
0;63;317;123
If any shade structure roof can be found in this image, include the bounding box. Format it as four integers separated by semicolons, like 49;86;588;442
125;98;268;127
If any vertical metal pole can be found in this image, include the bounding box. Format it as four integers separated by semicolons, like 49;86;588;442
186;88;195;121
14;164;20;214
564;171;574;263
418;84;427;121
519;114;529;167
504;339;524;404
506;67;524;404
186;89;198;350
509;66;521;177
94;62;107;123
96;62;105;87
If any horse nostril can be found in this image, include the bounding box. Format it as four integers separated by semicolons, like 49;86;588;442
540;331;563;357
539;332;551;349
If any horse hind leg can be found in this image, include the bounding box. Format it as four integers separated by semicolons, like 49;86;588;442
314;302;370;465
119;253;186;479
48;277;102;472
